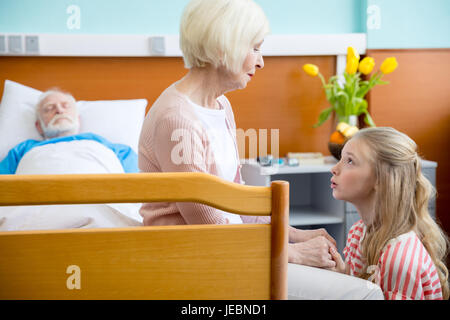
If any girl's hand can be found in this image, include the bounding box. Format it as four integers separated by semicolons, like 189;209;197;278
329;247;347;274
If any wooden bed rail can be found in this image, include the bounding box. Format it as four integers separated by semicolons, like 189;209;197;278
0;172;271;215
0;172;289;300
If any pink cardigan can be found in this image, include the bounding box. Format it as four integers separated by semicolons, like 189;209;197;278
138;82;270;226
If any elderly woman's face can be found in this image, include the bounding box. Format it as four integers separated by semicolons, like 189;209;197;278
231;40;265;90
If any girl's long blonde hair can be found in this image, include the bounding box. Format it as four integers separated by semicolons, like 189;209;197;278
352;127;449;299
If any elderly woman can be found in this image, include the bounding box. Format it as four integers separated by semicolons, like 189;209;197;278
138;0;383;299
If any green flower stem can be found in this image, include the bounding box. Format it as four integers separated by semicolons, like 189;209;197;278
318;73;327;88
314;69;379;128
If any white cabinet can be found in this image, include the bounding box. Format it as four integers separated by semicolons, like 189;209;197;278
241;157;437;253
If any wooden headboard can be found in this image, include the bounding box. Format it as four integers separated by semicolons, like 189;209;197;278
0;56;337;158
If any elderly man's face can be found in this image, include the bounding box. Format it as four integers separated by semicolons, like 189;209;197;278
36;92;80;139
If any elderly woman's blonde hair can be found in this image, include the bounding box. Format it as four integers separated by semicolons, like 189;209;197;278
180;0;270;74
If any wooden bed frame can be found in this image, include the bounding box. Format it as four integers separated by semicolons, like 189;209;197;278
0;56;288;299
0;172;288;299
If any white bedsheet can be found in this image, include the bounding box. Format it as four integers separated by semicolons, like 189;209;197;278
0;203;143;231
0;139;143;231
16;139;124;175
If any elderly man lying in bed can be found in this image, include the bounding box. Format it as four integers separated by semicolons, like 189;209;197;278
0;89;137;175
0;89;143;230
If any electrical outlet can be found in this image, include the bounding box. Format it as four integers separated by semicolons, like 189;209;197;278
149;36;165;55
0;35;5;53
8;35;22;54
25;35;39;54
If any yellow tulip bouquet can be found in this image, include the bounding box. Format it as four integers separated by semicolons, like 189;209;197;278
303;47;398;129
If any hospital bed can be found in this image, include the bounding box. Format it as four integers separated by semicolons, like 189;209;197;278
0;56;290;299
0;172;289;299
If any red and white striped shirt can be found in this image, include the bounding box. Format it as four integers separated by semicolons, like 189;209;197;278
344;219;443;300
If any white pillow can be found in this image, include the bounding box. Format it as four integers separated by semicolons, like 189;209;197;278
0;80;147;161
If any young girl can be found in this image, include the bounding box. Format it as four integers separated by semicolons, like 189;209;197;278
329;127;449;300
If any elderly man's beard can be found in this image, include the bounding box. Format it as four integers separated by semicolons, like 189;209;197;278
39;114;80;139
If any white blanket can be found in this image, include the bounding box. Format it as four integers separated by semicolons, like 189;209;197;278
0;140;143;231
16;139;125;175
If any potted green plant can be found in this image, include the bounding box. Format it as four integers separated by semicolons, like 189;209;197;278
303;47;398;159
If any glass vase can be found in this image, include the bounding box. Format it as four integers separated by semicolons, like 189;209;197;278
338;114;359;127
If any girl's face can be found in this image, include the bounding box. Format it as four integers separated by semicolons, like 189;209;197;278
330;138;377;204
